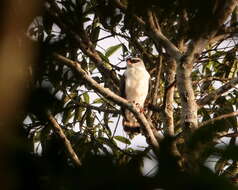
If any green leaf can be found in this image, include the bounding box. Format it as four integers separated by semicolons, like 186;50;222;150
97;137;118;153
74;106;85;123
62;107;74;124
91;25;100;43
105;44;122;57
92;98;104;104
114;136;131;145
97;51;109;62
83;93;90;104
86;109;94;127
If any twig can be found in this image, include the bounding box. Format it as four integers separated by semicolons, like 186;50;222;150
47;111;82;166
54;53;160;148
146;10;181;61
75;103;120;114
45;1;120;91
197;77;238;107
219;132;238;138
193;77;233;85
199;111;238;127
147;56;162;118
112;0;145;26
62;96;121;115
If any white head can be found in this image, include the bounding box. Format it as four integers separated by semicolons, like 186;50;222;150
126;57;145;68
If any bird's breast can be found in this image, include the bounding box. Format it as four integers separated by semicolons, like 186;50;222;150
124;68;150;105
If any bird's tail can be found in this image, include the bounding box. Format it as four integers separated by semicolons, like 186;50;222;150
123;110;141;138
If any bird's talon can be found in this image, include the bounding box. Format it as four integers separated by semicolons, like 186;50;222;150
134;103;144;113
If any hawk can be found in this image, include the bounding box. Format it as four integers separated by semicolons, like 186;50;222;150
120;57;150;136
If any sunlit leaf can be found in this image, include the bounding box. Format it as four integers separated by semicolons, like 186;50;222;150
62;107;74;124
114;136;131;145
92;98;104;104
105;44;122;57
83;92;90;104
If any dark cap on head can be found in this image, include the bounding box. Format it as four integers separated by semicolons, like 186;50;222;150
126;57;141;64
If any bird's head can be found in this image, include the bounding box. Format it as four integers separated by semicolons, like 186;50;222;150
126;57;145;68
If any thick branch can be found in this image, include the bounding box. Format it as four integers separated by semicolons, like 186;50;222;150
197;77;238;107
146;10;181;61
163;59;176;136
147;56;162;118
54;53;160;148
199;111;238;127
176;1;237;131
176;55;198;130
188;0;238;58
47;112;82;166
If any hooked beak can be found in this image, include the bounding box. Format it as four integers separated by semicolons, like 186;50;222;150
126;58;132;65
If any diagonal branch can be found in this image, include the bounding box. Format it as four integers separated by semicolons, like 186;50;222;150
112;0;145;26
113;0;181;61
47;112;82;166
146;10;182;61
199;111;238;128
45;1;120;91
53;53;160;148
220;132;238;138
63;103;121;115
197;77;238;107
187;0;238;59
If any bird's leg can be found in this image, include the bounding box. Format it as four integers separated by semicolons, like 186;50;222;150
135;103;144;113
128;101;144;113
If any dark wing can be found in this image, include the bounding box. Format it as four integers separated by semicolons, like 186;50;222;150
119;74;126;118
119;74;126;98
149;76;152;101
144;75;151;108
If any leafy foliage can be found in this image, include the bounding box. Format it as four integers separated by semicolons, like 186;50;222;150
3;0;238;189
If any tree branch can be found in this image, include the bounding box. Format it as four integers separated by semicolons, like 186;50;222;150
113;1;182;61
45;1;120;91
197;77;238;107
47;112;82;166
64;102;121;115
219;132;238;138
187;0;238;59
147;56;162;118
146;10;182;61
199;111;238;127
176;54;198;130
112;0;145;26
175;1;237;131
53;53;160;148
163;59;176;136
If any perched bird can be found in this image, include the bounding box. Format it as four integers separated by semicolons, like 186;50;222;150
120;57;150;136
